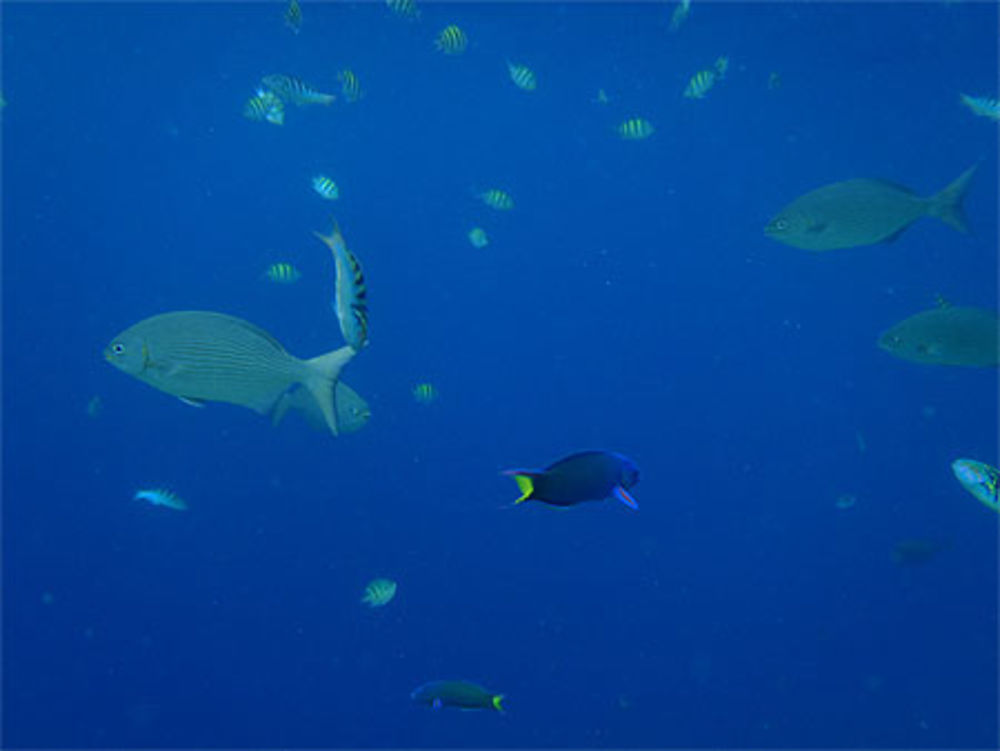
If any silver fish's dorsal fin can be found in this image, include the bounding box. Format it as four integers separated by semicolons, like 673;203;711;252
178;396;206;408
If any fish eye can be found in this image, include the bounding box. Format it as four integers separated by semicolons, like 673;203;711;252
772;219;788;231
112;343;125;355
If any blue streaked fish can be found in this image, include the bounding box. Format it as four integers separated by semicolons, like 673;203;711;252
435;24;467;54
263;262;302;284
284;0;302;33
386;0;420;20
361;578;397;607
411;681;504;712
134;488;188;511
312;175;340;200
338;69;362;102
951;458;999;512
480;188;514;210
959;93;1000;121
105;311;356;436
684;69;716;99
467;227;489;248
506;60;537;91
669;0;691;31
412;382;438;403
617;117;655;140
314;221;369;351
262;74;335;106
244;89;285;125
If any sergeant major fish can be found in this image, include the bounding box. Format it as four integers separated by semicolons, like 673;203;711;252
105;311;355;435
765;165;977;251
262;74;336;106
314;222;369;351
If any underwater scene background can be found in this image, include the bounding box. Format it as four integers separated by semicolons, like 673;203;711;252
3;1;998;748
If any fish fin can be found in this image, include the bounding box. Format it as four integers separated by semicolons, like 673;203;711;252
178;396;206;408
304;346;356;436
502;471;535;503
492;695;505;713
881;226;908;244
271;391;293;426
313;221;341;252
612;485;639;510
928;164;977;233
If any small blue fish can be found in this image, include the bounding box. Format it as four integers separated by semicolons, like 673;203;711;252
312;175;340;200
134;488;188;511
952;458;999;512
959;93;1000;121
503;450;639;509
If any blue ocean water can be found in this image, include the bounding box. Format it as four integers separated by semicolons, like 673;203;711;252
3;1;998;748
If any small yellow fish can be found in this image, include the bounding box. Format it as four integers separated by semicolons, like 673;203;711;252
468;227;489;248
284;0;302;33
313;175;339;200
480;188;514;210
386;0;420;20
338;69;362;102
617;118;655;140
435;24;467;54
134;488;188;511
263;263;302;284
506;60;537;91
362;578;398;607
243;90;285;125
684;69;716;99
669;0;691;32
959;93;1000;121
412;382;438;403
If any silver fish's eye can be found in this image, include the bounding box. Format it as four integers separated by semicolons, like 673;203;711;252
112;343;125;355
773;219;788;231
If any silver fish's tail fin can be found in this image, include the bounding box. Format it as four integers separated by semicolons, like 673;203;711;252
928;164;977;233
303;345;356;436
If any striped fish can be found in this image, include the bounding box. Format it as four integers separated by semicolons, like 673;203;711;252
263;263;302;284
312;175;339;200
314;222;369;351
386;0;420;20
105;311;356;436
506;60;537;91
243;90;285;125
435;24;467;54
684;69;716;99
134;488;188;511
262;74;336;106
669;0;691;32
338;69;362;102
361;578;397;607
412;382;438;403
480;188;514;210
617;118;655;140
284;0;302;33
959;93;1000;121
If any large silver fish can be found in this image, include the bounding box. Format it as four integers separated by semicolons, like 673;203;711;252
105;311;355;435
878;305;999;367
314;222;369;351
765;165;976;251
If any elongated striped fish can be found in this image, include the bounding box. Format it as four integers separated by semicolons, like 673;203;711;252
506;60;537;91
314;222;369;351
959;93;1000;121
134;488;188;511
262;74;335;106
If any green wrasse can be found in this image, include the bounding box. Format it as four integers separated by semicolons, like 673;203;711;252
105;311;355;435
765;165;977;251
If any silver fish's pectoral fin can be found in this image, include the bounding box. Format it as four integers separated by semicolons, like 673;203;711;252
178;396;206;408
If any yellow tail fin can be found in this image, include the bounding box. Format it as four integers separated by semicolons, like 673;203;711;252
512;475;533;504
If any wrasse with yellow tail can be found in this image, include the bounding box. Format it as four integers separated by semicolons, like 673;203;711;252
506;60;537;91
435;24;467;54
617;117;655;140
314;221;369;351
262;262;302;284
262;74;335;106
959;93;1000;121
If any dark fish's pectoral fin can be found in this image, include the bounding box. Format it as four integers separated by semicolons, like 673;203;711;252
178;396;206;408
612;485;638;510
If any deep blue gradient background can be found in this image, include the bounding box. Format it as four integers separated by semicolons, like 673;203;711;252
3;2;998;748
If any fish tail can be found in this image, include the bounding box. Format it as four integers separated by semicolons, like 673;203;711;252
928;164;977;233
492;695;505;713
303;345;356;436
502;471;535;503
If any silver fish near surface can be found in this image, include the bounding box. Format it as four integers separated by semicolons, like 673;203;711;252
105;311;355;435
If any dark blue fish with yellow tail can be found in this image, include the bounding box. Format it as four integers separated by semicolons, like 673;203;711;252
503;450;639;509
411;680;504;712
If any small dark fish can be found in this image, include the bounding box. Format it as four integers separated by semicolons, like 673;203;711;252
765;165;976;251
504;450;639;509
891;538;950;566
411;680;504;712
878;305;999;367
